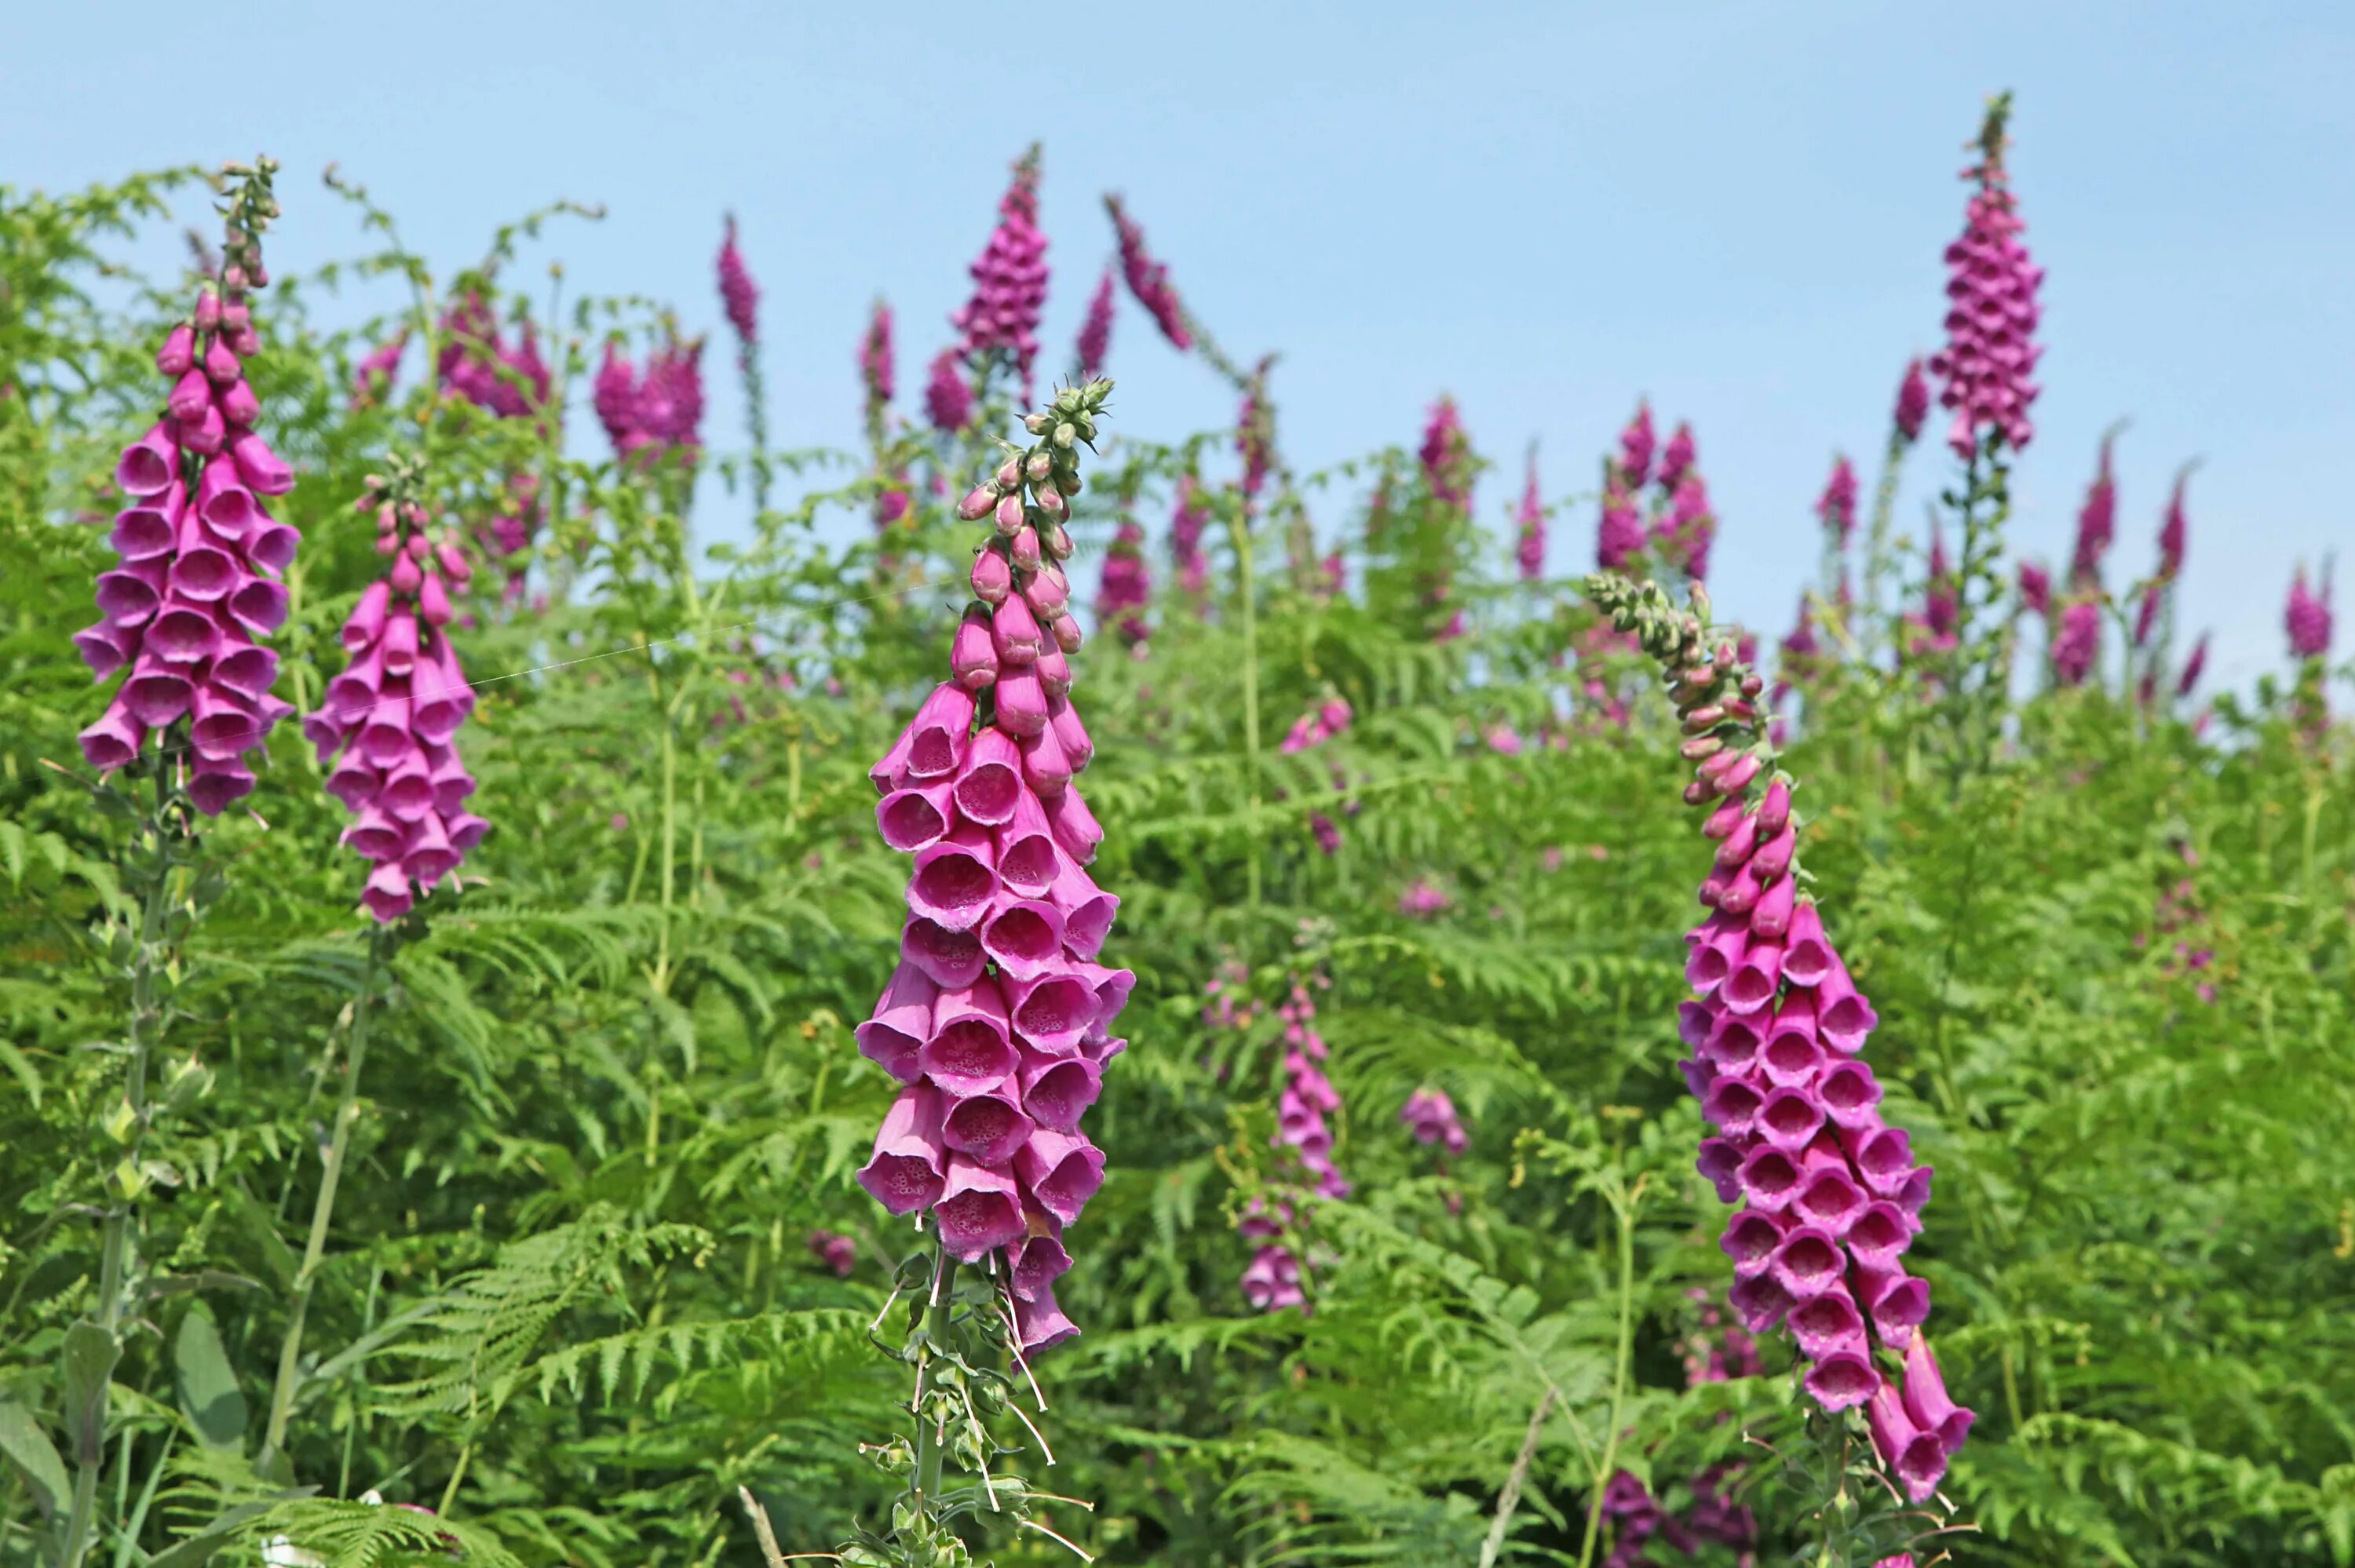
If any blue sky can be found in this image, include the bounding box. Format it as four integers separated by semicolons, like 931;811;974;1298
6;2;2348;690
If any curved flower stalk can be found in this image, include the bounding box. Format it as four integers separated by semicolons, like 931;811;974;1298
76;158;296;816
1586;571;1975;1509
1930;93;2042;460
951;144;1050;399
1104;192;1192;351
304;460;490;924
1074;264;1115;381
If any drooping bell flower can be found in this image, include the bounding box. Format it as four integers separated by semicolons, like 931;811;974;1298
924;347;973;434
716;214;760;349
1514;447;1544;582
78;160;299;811
1104;192;1192;351
862;379;1127;1353
1238;968;1343;1312
950;144;1050;399
1928;93;2043;458
1583;571;1972;1501
1893;358;1930;446
305;476;488;922
1074;266;1115;381
1815;455;1857;545
2068;429;2118;589
1400;1087;1467;1156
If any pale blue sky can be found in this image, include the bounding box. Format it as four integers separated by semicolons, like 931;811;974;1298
6;2;2348;691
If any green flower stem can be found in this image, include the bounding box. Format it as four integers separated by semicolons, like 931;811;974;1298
261;925;389;1468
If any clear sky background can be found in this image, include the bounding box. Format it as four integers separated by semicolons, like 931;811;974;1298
6;2;2348;691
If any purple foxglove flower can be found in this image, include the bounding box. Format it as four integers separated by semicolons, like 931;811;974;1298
2053;597;2100;686
1515;449;1545;582
856;1084;949;1215
2287;563;2334;659
1048;850;1118;960
978;896;1064;981
876;780;955;853
934;1154;1026;1261
921;981;1018;1096
1719;1209;1785;1276
902;916;985;990
2176;633;2209;698
1656;422;1696;495
910;821;999;930
1418;396;1472;511
1814;455;1858;545
950;145;1050;398
1097;518;1152;645
2068;430;2118;588
1868;1381;1949;1503
1019;1048;1101;1133
1015;1127;1105;1225
1105;193;1191;351
951;603;1000;691
1893;357;1930;445
1075;266;1115;381
859;299;894;409
1802;1346;1879;1414
1928;98;2043;458
952;727;1024;825
2156;465;2190;579
1899;1333;1976;1453
2017;560;2051;616
941;1088;1034;1165
1043;785;1102;865
1855;1261;1931;1349
715;214;760;348
1170;476;1209;595
1617;402;1655;488
924;348;973;433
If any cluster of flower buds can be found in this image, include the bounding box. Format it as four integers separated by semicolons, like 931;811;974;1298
1515;448;1545;582
1816;455;1858;545
1096;517;1152;647
77;158;298;815
304;465;490;923
1238;372;1274;501
2052;598;2100;687
1587;571;1973;1505
1597;1468;1754;1568
593;334;706;467
1900;527;1960;662
2144;837;2217;1005
2287;563;2334;662
1930;93;2043;459
1399;1087;1466;1156
951;144;1050;398
857;381;1126;1355
1893;359;1930;446
1418;396;1473;512
716;216;761;349
1596;410;1712;581
436;291;552;420
1619;403;1656;488
1104;193;1191;351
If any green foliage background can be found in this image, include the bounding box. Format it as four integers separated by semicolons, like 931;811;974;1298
2;166;2352;1568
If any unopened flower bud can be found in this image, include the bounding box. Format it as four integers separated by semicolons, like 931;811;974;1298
1024;412;1049;434
1025;452;1052;483
1682;705;1725;733
193;290;221;331
995;459;1021;490
1043;523;1074;560
1035;484;1064;516
994;494;1024;536
1053;421;1076;448
1681;735;1724;762
958;485;999;521
971;545;1013;604
1051;612;1084;654
1739;673;1765;698
1011;525;1042;574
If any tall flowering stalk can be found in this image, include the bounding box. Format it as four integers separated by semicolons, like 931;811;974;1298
1415;395;1475;640
1587;572;1975;1524
268;458;487;1468
846;381;1123;1565
594;332;706;470
716;215;769;510
1921;93;2043;779
1170;473;1210;595
2285;562;2335;736
1860;361;1930;655
1104;192;1192;351
1074;264;1115;381
951;144;1050;400
924;346;973;434
63;157;289;1568
1240;967;1342;1312
1097;516;1151;647
1515;444;1545;582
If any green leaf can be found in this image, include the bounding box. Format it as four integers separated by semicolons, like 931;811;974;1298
174;1306;247;1453
60;1320;119;1466
0;1395;71;1522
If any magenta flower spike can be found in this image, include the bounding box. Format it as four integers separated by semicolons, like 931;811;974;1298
951;144;1050;399
304;470;487;921
2053;598;2100;687
1585;570;1972;1501
1104;192;1191;351
924;348;973;434
2156;465;2191;580
1514;447;1545;582
853;380;1123;1348
2069;429;2120;589
1815;455;1858;545
1597;470;1643;572
1170;475;1210;596
2287;563;2334;660
1928;93;2043;460
1075;265;1115;380
1097;517;1152;646
1893;358;1930;446
76;184;298;800
1617;402;1656;488
715;213;760;348
1418;396;1472;512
